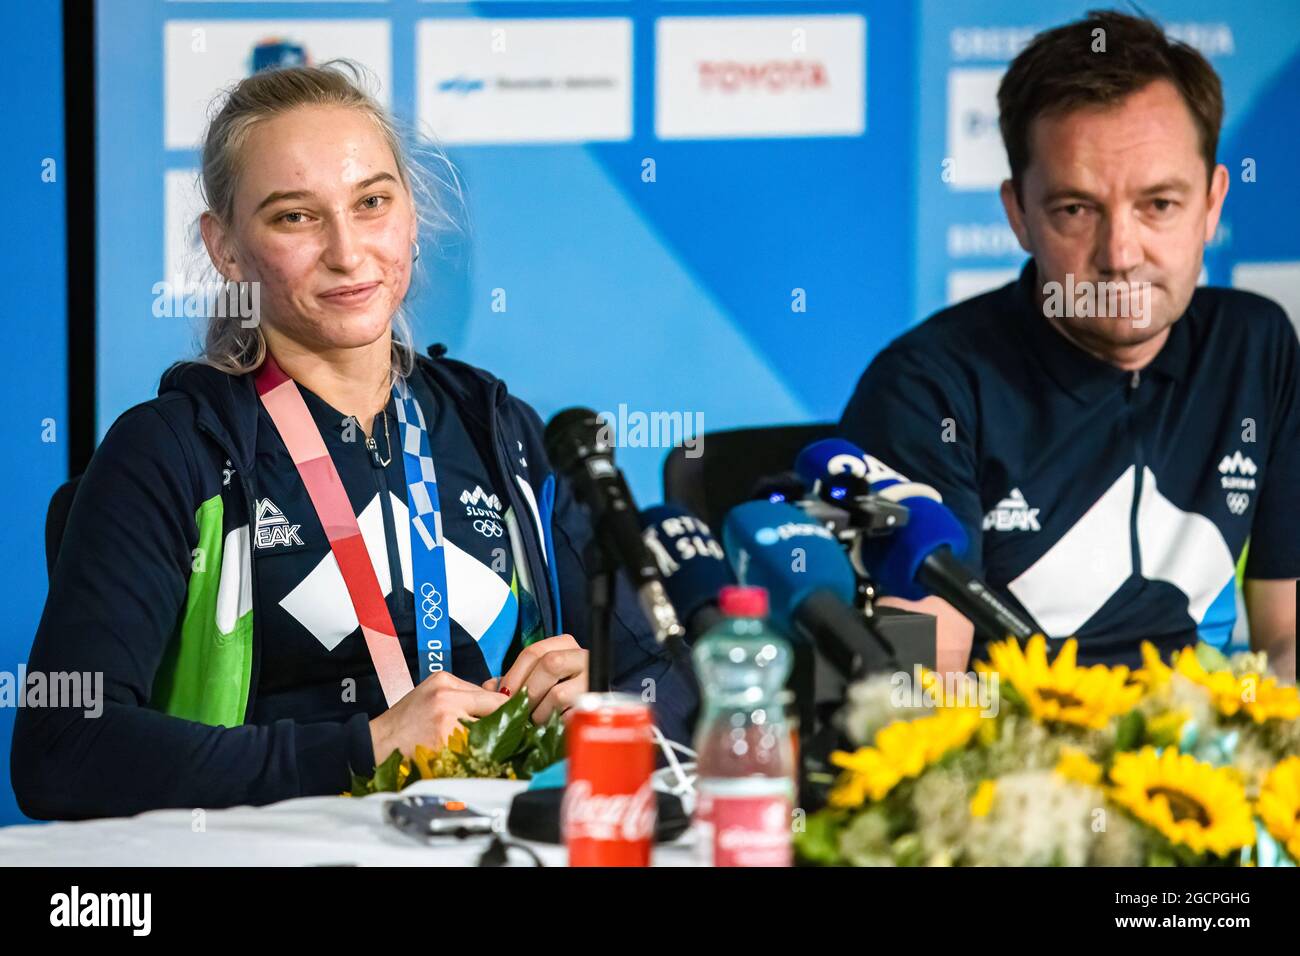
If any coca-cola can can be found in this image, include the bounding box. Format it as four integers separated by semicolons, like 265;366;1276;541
562;692;656;867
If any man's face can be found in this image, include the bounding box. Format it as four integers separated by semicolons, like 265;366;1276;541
1001;79;1229;353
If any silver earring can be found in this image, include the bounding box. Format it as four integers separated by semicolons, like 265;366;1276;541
411;241;421;263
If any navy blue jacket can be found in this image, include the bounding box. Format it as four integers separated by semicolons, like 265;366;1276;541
12;346;697;820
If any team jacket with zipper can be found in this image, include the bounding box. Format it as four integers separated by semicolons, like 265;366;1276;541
12;347;697;821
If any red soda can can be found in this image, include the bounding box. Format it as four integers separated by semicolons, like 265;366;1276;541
563;692;656;867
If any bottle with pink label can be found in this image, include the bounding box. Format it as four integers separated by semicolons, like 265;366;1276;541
692;585;796;867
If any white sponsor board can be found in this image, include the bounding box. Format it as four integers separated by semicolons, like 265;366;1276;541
164;20;392;149
655;15;865;140
416;19;632;145
946;268;1018;305
945;68;1008;190
1232;261;1300;337
164;169;208;288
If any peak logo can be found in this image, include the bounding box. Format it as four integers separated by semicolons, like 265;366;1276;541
255;498;303;549
983;488;1040;532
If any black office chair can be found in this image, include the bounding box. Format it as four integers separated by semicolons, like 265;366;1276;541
662;422;838;530
45;475;81;579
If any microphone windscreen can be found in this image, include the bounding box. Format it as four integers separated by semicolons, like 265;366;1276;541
640;504;735;626
794;438;870;486
721;500;855;637
857;496;969;601
542;407;606;473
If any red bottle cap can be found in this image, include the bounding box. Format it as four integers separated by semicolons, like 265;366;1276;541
718;585;769;619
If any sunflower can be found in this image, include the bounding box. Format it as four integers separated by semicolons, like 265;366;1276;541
1108;747;1255;857
411;726;471;779
969;780;997;818
828;707;983;807
1257;756;1300;863
978;635;1143;730
1055;747;1103;787
1169;649;1300;724
1132;641;1173;690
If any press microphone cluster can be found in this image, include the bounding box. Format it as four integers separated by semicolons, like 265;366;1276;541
794;438;1041;644
722;499;899;679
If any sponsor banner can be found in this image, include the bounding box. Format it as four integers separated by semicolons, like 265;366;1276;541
655;15;865;140
1232;262;1300;336
946;267;1017;305
416;18;632;145
164;20;392;150
164;169;206;287
944;67;1007;190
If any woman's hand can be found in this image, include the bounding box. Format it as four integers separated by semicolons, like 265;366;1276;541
369;671;507;761
483;634;589;724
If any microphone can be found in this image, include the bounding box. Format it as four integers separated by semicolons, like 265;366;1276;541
796;438;1039;643
721;500;898;678
795;438;941;508
639;504;735;643
543;409;687;663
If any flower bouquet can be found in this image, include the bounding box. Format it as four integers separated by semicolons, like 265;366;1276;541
796;636;1300;866
345;687;566;796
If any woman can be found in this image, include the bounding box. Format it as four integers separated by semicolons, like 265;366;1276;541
14;63;694;821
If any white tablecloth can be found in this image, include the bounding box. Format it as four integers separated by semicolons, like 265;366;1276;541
0;780;698;867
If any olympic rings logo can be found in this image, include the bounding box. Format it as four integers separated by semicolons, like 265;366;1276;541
474;519;504;538
420;581;444;629
1225;492;1250;516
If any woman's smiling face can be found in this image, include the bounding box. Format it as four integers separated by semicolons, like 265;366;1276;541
205;104;418;354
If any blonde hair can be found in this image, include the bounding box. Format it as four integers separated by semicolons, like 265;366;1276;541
195;60;464;378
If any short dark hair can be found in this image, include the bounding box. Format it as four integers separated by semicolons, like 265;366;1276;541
998;9;1224;195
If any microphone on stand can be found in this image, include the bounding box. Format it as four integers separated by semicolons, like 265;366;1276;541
543;408;687;689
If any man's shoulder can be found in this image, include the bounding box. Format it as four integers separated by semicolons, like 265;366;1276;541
1192;285;1296;342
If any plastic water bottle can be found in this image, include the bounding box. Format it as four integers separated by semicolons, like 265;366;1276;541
692;585;796;867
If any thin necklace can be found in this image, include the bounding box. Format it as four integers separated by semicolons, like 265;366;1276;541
366;409;393;467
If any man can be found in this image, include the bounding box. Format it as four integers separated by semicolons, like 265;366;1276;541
841;11;1297;678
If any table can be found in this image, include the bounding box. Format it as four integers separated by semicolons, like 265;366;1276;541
0;780;699;867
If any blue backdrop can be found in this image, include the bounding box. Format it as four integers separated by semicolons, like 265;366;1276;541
1;0;1295;826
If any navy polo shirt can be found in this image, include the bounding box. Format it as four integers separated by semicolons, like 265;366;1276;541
841;260;1300;668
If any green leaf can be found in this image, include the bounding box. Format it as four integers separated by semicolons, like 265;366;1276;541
467;688;533;763
521;712;567;777
348;770;374;796
1115;710;1146;752
1194;642;1231;674
794;811;845;865
370;748;406;793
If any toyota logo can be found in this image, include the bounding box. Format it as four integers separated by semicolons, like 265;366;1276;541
420;581;444;629
474;519;504;538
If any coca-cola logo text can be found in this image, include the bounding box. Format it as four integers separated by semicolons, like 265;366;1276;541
562;779;656;842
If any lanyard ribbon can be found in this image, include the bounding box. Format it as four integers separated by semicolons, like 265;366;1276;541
254;356;451;707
